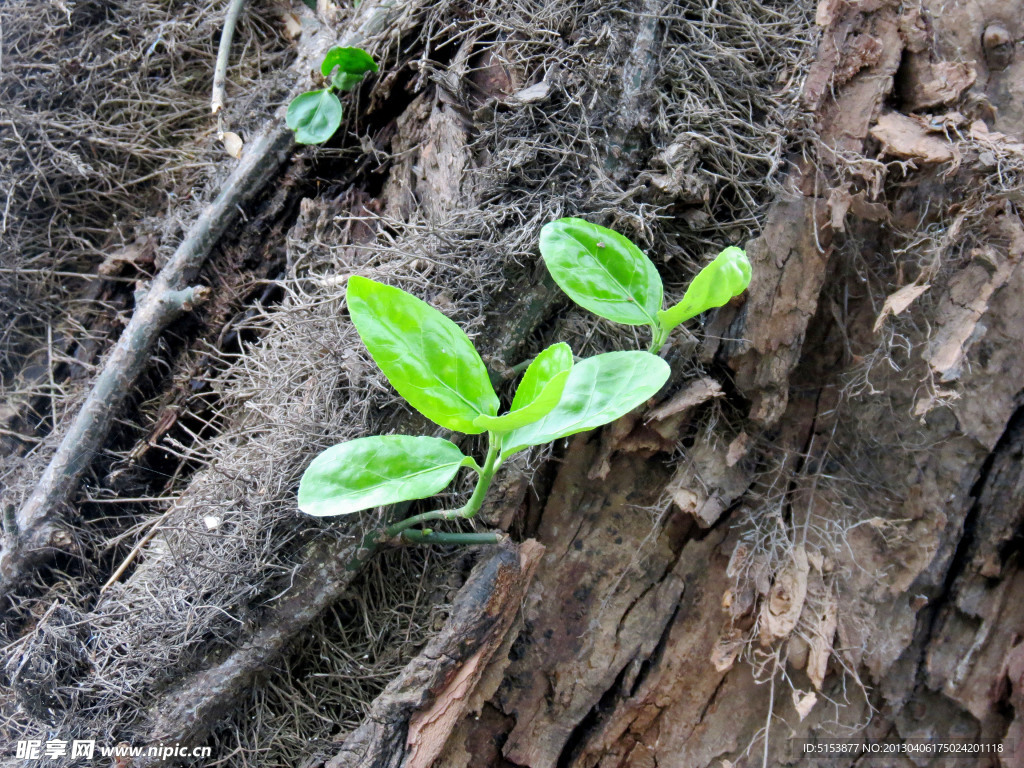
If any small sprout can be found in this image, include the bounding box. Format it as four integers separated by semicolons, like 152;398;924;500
296;216;745;559
287;46;377;145
321;47;378;91
473;343;573;433
656;245;752;334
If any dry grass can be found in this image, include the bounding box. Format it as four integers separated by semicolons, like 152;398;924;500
0;0;291;452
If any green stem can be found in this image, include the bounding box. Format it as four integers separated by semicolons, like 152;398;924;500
381;507;463;537
401;530;504;546
459;431;501;519
382;431;502;540
649;323;669;354
508;358;531;377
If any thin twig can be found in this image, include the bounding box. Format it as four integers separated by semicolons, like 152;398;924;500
211;0;247;135
763;652;777;768
100;503;178;593
46;323;57;429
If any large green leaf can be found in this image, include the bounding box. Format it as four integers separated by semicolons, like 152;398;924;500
347;276;499;434
539;218;663;326
473;342;573;432
286;89;343;145
298;435;471;517
657;246;751;332
503;351;670;455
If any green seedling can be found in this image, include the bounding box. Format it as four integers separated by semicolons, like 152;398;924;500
287;47;377;145
538;218;751;353
298;276;669;545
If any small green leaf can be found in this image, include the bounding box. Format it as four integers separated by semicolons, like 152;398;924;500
657;246;751;333
539;218;663;326
347;276;499;434
298;435;470;517
503;351;670;456
332;71;366;91
321;47;378;80
286;89;343;144
473;342;573;432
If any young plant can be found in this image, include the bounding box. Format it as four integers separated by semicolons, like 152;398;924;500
286;47;378;145
298;276;670;545
538;218;752;353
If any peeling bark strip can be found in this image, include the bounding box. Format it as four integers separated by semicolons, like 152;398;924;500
326;541;544;768
498;440;684;768
731;1;905;426
0;0;407;598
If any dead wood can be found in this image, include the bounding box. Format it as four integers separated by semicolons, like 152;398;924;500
324;541;543;768
925;413;1024;749
729;2;905;427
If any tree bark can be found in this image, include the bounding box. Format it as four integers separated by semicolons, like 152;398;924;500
415;3;1024;767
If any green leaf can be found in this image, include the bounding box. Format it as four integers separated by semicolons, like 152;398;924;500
286;89;343;144
347;276;499;434
321;47;378;80
539;218;663;326
657;246;751;333
503;351;670;455
298;435;471;517
332;71;366;92
473;342;573;432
